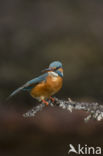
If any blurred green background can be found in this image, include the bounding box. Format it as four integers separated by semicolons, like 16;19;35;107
0;0;103;156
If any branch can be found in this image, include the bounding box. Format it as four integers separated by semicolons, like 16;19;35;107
23;97;103;122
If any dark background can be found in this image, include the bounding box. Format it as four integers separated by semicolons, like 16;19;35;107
0;0;103;156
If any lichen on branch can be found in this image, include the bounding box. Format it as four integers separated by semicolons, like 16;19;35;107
23;97;103;122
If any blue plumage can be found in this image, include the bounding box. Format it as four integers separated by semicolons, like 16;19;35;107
8;73;48;99
49;61;62;68
8;61;63;103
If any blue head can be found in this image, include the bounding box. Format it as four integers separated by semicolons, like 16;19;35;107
49;61;62;69
43;61;63;78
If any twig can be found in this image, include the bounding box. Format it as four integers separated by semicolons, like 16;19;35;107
23;103;45;118
23;97;103;122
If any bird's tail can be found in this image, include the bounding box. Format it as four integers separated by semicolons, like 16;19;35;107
7;86;23;100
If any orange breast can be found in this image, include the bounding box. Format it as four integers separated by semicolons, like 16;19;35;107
30;75;63;100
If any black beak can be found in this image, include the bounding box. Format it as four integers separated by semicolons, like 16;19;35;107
42;67;54;73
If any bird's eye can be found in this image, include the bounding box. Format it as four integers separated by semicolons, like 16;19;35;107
55;66;61;70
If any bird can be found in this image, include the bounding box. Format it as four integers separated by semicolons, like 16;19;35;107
8;61;63;106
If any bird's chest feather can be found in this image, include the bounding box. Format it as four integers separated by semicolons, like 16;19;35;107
30;75;63;98
46;76;62;92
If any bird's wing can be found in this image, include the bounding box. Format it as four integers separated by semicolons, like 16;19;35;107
8;73;48;99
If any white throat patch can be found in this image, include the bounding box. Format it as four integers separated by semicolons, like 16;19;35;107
48;71;58;77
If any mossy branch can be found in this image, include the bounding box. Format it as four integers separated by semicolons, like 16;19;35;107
23;97;103;122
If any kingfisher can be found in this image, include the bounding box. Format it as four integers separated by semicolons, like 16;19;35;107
9;61;63;105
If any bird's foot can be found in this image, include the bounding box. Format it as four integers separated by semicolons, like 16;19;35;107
42;99;49;106
50;97;55;103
